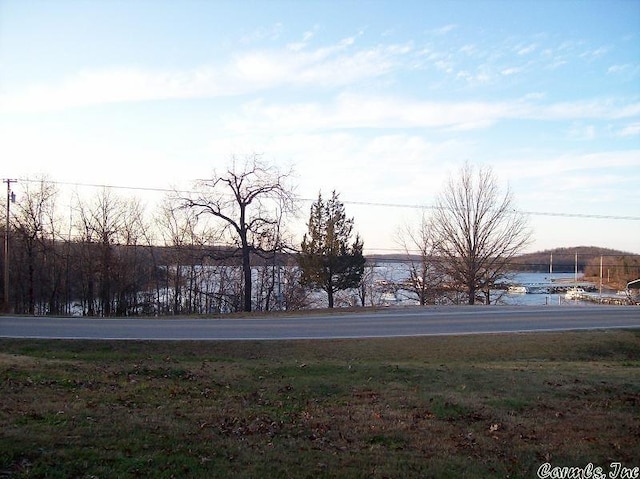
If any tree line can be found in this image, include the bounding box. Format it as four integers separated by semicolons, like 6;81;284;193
583;255;640;289
510;246;639;275
2;156;535;315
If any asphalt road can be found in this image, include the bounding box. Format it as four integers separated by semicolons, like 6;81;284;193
1;305;639;341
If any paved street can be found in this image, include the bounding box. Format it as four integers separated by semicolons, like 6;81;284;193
1;305;639;341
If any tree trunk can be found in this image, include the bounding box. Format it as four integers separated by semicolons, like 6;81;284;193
27;244;35;315
241;230;252;313
327;287;334;308
87;279;95;316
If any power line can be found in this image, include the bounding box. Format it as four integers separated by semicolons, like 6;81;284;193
17;177;640;222
519;210;640;221
316;198;640;221
19;178;185;195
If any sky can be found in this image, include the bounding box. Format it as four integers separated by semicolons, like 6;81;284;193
1;0;639;254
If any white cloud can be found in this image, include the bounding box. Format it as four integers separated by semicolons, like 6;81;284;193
230;52;291;86
459;44;477;55
607;63;640;79
498;150;640;184
239;23;284;45
434;59;454;74
286;26;320;51
501;66;522;76
567;123;596;141
0;38;412;113
431;24;457;36
522;91;546;101
579;46;608;60
223;93;518;134
516;43;537;56
0;121;181;190
544;59;568;70
222;93;640;136
608;64;631;74
617;122;640;137
0;66;230;113
523;99;640;121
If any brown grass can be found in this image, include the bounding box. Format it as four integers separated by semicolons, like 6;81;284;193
1;330;639;478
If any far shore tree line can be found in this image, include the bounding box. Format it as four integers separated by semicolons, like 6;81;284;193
1;156;637;316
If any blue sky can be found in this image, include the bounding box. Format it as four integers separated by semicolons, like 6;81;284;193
1;0;639;254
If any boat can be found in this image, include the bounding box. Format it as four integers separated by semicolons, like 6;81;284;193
508;285;528;294
565;287;586;300
380;292;399;304
527;285;550;294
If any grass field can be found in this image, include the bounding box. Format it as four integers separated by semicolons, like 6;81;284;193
1;330;639;478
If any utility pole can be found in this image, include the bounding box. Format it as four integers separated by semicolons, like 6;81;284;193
3;179;17;313
599;255;603;298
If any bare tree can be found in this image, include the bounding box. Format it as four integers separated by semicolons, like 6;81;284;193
252;205;290;312
113;197;149;316
182;154;295;312
75;188;146;316
395;212;445;305
357;260;381;307
12;178;59;314
154;197;203;315
431;162;531;305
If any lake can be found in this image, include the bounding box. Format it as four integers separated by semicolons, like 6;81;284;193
366;263;593;306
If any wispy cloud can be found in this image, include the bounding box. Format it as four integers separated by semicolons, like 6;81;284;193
223;93;640;135
527;99;640;121
617;122;640;137
567;123;597;141
239;23;284;45
224;93;518;133
0;66;230;113
205;130;466;203
579;46;608;60
0;37;411;113
500;66;523;76
2;25;633;118
497;150;640;212
607;63;640;79
286;25;320;51
516;43;537;56
430;24;457;36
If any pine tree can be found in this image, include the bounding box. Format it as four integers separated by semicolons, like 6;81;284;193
298;191;365;308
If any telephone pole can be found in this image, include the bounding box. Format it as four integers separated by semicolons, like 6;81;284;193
3;179;16;313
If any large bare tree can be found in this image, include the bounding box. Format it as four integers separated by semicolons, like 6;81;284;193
182;154;295;312
395;212;445;305
432;163;531;305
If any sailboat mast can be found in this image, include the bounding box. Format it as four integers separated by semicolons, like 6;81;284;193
599;255;603;297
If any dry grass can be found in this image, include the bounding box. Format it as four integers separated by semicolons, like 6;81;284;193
1;330;639;478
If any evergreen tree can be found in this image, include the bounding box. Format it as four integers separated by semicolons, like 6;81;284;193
298;191;365;308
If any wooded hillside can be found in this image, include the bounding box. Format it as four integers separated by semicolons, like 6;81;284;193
510;246;637;273
508;246;640;289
